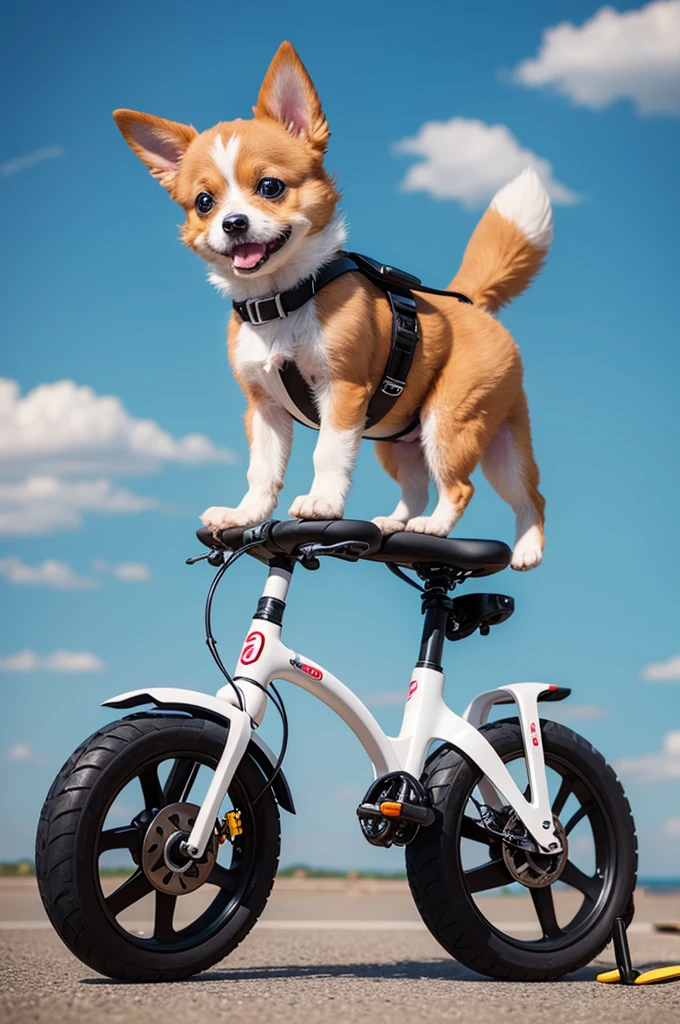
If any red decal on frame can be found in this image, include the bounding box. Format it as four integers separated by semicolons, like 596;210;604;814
407;680;418;701
299;662;323;680
240;631;265;665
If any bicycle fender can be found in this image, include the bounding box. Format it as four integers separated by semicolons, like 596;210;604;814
102;687;295;814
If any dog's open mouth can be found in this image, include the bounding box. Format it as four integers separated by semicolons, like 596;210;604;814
229;228;292;273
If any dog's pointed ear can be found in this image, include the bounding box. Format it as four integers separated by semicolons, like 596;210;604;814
113;110;198;193
253;41;329;155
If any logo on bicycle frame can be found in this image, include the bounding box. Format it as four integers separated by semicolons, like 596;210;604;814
407;680;418;701
290;654;323;680
240;631;265;665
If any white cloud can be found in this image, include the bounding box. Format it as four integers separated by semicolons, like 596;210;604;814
113;561;151;582
0;475;160;535
642;655;680;682
2;743;33;762
511;1;680;116
0;555;97;589
665;817;680;837
394;118;578;208
92;558;151;582
0;378;236;478
615;731;680;784
92;558;152;581
0;649;106;673
0;145;65;177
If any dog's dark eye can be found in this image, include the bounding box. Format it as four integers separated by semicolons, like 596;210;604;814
195;192;215;215
257;178;286;199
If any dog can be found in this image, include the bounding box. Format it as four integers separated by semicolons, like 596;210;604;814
114;41;549;570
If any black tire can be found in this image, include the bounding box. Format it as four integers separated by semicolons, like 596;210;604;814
35;713;280;981
405;718;637;981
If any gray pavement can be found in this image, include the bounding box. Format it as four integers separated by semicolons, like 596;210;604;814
2;878;679;1023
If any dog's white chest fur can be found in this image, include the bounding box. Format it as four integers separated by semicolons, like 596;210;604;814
233;301;328;421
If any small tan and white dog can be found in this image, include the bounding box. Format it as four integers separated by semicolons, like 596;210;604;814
114;41;549;570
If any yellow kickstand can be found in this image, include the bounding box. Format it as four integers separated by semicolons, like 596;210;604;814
597;916;680;985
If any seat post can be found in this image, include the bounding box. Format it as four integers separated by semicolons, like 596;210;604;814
417;573;454;671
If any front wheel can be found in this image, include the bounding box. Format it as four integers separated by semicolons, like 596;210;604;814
35;713;280;981
406;718;637;980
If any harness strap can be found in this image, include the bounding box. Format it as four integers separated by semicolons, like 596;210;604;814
278;282;421;441
232;251;472;442
363;289;418;432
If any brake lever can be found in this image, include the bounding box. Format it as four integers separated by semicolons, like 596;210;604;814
296;540;371;569
186;550;228;566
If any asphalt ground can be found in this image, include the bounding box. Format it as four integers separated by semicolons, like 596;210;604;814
2;878;679;1023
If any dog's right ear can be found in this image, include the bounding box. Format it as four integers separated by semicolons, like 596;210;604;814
113;110;198;193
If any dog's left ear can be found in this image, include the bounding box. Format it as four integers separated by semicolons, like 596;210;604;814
254;41;329;156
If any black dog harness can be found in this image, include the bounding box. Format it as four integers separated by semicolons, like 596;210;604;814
232;251;472;442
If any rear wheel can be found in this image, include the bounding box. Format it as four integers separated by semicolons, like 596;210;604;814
36;713;280;981
406;718;637;980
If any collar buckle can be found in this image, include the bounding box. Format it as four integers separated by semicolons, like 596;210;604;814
242;292;289;326
244;296;267;325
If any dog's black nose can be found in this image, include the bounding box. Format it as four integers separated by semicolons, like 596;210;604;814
222;214;249;236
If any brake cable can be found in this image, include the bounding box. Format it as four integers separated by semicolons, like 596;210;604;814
189;538;290;806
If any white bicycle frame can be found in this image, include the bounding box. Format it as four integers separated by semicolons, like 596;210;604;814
105;561;562;860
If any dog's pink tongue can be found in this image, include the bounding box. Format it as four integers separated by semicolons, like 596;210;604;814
231;243;266;269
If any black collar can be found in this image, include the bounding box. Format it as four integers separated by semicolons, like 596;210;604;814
232;251;473;326
232;255;356;325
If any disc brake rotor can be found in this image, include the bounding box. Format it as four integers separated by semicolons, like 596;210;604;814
502;815;569;888
141;802;219;895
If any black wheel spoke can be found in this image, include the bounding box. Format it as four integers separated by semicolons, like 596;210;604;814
99;825;139;854
560;859;602;902
563;803;593;836
461;816;494;845
207;862;239;893
138;765;164;810
154;892;177;941
105;868;153;917
530;886;563;939
465;858;512;894
552;775;573;818
163;759;199;804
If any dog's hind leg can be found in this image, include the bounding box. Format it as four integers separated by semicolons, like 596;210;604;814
373;440;430;534
481;390;546;571
404;403;491;538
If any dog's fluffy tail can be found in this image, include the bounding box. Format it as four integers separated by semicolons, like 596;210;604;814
448;167;552;314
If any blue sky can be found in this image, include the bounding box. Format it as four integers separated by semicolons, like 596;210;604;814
2;0;679;875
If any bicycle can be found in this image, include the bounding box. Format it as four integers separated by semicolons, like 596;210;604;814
36;518;637;982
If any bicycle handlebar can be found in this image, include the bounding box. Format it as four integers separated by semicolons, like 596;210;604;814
196;518;383;561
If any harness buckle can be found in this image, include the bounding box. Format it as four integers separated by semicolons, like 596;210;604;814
396;314;418;338
381;376;406;397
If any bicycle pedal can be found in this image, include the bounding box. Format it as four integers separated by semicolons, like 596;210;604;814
379;800;435;825
357;800;434;826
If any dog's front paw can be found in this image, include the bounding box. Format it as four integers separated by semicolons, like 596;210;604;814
288;494;344;521
372;516;407;535
404;515;451;537
200;506;262;531
511;526;543;571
